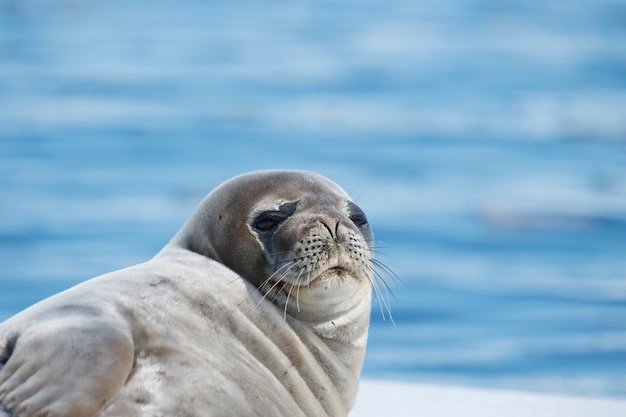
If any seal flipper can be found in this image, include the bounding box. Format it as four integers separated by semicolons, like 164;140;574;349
0;314;134;417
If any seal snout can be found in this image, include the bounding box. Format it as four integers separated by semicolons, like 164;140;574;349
319;218;341;240
309;215;355;243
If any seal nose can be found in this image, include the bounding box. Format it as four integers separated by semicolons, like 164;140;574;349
321;218;341;239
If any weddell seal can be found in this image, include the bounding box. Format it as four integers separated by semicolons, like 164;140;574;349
0;170;380;417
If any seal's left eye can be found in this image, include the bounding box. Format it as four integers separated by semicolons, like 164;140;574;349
255;216;280;232
252;202;298;235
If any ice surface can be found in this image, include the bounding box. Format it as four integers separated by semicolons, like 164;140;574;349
353;380;626;417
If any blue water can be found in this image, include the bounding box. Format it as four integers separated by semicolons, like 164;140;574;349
1;0;626;399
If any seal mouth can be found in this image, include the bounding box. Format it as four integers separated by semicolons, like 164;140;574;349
269;265;358;291
259;264;363;313
327;266;348;276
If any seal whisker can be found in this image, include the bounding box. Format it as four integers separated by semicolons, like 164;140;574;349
266;260;298;283
254;261;299;311
269;249;297;259
372;257;401;285
367;264;397;327
271;258;296;268
294;268;308;314
224;277;242;287
371;261;400;299
367;270;386;315
255;280;281;310
268;260;302;285
283;275;299;320
373;281;396;327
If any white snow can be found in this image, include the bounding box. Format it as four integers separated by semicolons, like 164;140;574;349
352;380;626;417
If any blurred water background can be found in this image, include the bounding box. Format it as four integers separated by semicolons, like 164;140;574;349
1;0;625;399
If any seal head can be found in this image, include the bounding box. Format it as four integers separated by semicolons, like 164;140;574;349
173;170;374;321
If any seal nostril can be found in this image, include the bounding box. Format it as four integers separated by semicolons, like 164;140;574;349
321;220;333;238
321;218;341;239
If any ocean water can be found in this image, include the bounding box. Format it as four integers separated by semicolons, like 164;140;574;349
1;0;626;399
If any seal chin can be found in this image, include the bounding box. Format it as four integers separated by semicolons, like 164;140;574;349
265;266;362;314
313;267;360;288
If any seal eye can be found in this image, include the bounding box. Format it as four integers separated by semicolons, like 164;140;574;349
251;201;298;235
347;201;368;228
350;213;368;227
255;216;280;232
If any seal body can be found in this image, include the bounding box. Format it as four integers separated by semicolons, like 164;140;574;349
0;170;374;417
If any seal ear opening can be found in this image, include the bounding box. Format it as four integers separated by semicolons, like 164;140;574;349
0;333;18;366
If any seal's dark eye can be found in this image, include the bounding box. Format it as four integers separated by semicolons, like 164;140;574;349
251;201;299;235
350;213;368;227
347;201;368;228
255;216;280;232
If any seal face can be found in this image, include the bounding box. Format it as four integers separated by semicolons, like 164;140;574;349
252;198;373;316
0;170;374;417
173;170;375;321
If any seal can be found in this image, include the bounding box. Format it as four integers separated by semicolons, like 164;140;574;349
0;170;374;417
